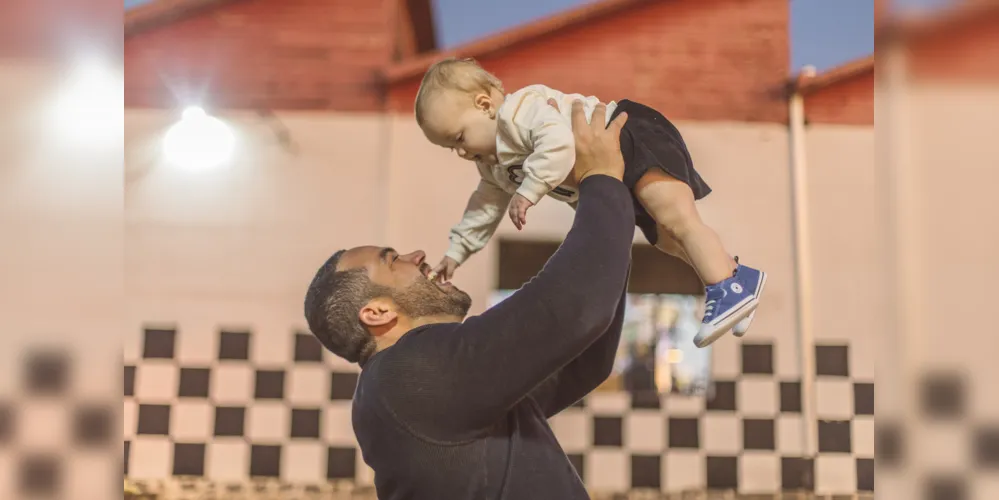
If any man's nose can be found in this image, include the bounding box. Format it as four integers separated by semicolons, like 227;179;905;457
401;250;426;265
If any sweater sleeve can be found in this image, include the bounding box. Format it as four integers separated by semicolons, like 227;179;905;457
501;91;576;205
381;175;635;438
445;176;513;265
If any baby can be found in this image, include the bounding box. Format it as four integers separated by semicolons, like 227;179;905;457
417;58;765;347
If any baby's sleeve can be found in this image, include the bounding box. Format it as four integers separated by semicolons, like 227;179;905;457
445;176;513;265
500;90;576;205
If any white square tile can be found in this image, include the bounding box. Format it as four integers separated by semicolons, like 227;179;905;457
853;417;875;457
739;452;779;493
206;440;249;481
20;400;69;452
815;379;853;420
664;450;704;492
323;402;356;446
774;336;800;378
281;442;326;483
250;329;292;366
134;362;178;402
624;411;665;453
210;364;253;405
777;415;804;454
972;474;999;500
664;394;703;416
702;414;740;454
128;437;172;479
356;457;376;485
328;353;360;373
550;408;591;452
246;403;288;442
170;401;213;441
174;321;217;365
915;422;971;472
67;451;116;499
587;392;629;415
738;378;778;416
815;455;855;495
287;365;329;406
123;400;137;439
710;337;740;379
585;449;628;493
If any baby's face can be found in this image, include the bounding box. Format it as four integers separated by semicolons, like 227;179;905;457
421;89;501;163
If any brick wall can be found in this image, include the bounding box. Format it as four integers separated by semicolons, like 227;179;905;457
803;71;874;126
124;0;397;111
387;0;790;123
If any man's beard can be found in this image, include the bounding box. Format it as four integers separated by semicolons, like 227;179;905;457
388;277;472;320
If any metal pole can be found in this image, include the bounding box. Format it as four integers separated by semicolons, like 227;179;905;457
788;70;818;457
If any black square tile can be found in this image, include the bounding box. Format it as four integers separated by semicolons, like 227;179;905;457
631;455;661;489
781;457;814;490
567;453;584;480
294;332;323;362
25;350;69;395
856;458;874;491
290;409;321;439
817;420;852;453
925;475;966;500
330;372;358;400
250;445;281;477
668;417;700;448
214;407;246;437
815;345;849;377
136;404;171;435
327;447;356;479
741;343;774;375
854;382;874;416
18;454;59;496
254;370;285;399
0;402;13;445
743;418;776;450
631;390;661;409
124;441;130;476
173;443;206;476
921;372;965;420
705;456;738;490
780;381;802;413
593;416;623;447
73;404;113;447
124;365;135;397
706;380;736;411
178;368;211;398
218;330;250;360
974;426;999;468
876;420;903;466
143;328;176;359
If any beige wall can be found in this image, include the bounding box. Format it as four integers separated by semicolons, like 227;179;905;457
123;110;805;377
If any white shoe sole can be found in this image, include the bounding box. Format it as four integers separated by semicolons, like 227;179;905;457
694;272;767;348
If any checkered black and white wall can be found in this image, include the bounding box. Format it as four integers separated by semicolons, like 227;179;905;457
123;325;874;495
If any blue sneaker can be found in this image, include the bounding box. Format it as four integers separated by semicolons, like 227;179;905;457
694;263;767;348
732;310;757;337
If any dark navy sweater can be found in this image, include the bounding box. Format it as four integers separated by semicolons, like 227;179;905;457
352;175;635;500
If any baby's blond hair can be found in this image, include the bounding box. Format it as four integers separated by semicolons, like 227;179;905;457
414;57;504;127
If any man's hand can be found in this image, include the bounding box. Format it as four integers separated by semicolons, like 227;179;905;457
546;98;628;185
431;256;460;283
508;193;534;230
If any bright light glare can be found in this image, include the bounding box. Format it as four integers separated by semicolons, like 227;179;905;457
50;55;123;148
162;106;235;169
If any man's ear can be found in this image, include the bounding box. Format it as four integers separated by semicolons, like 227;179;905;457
359;298;398;335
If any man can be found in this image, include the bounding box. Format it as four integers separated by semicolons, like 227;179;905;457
304;101;632;499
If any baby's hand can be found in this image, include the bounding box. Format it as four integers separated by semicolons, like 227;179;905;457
431;256;460;283
508;194;534;230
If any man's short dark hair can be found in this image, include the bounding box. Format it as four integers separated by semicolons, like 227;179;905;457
304;250;381;365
